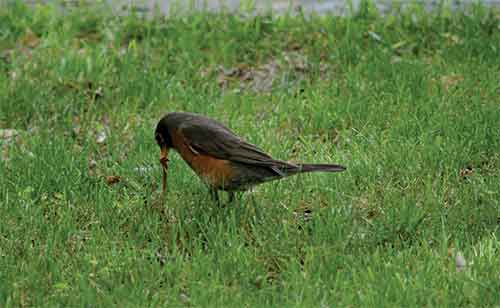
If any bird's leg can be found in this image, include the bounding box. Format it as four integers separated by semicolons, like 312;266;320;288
249;193;262;220
209;188;221;206
228;192;235;204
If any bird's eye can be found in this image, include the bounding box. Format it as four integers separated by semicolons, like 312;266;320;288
155;133;164;146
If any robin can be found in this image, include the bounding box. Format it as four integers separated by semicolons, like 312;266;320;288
155;112;345;203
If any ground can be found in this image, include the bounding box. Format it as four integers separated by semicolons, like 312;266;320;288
0;1;499;306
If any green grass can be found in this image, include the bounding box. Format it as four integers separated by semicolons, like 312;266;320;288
1;1;499;306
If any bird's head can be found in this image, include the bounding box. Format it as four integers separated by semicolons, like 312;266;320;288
155;117;174;169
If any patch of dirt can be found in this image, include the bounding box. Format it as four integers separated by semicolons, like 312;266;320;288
209;51;330;93
0;129;21;162
105;175;121;186
439;74;464;92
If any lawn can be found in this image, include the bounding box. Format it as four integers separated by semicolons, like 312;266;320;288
0;1;499;306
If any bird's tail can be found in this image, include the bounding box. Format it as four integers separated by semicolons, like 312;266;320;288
268;160;346;178
296;163;346;173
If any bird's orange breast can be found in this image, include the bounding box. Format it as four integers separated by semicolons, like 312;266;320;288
170;130;235;189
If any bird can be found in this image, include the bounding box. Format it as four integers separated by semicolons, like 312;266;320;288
155;112;345;203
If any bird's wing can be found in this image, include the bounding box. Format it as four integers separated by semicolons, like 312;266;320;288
178;120;296;171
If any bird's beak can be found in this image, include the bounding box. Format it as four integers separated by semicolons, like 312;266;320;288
160;146;169;170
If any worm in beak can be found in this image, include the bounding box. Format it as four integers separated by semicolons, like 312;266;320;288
159;146;169;203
